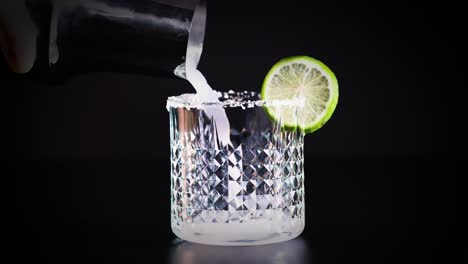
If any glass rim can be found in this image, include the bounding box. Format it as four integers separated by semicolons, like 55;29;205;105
166;90;305;110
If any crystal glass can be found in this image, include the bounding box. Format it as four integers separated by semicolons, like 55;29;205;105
167;91;305;245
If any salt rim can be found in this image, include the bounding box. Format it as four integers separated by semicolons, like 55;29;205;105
166;90;306;110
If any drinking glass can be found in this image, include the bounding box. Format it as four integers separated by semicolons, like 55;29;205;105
167;91;305;245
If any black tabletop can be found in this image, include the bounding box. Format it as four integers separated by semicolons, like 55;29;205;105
10;157;456;263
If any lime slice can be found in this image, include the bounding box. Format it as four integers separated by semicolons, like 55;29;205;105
261;56;339;134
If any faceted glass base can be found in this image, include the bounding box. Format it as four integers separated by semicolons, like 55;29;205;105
172;217;304;245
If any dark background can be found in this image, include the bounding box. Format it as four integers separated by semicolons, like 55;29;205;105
5;0;459;263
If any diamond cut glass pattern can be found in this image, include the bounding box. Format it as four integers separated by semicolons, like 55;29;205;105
168;92;305;245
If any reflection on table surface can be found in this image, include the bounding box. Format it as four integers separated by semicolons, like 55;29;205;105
170;237;311;264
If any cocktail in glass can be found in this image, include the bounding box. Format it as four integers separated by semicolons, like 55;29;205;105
167;91;305;245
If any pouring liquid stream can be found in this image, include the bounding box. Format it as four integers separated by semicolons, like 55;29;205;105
176;1;232;148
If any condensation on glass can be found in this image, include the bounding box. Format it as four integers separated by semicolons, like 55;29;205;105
167;91;305;245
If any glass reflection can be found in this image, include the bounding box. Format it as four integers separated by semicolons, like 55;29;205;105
170;238;311;264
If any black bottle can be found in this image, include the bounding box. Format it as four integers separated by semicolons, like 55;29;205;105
0;0;205;81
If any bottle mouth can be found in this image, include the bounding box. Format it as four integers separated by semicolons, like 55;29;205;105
173;0;206;79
